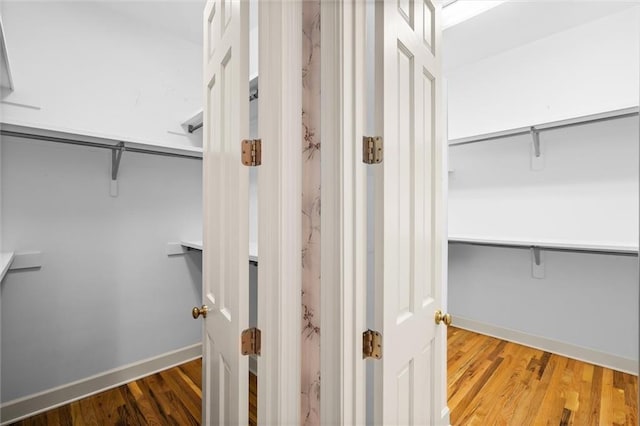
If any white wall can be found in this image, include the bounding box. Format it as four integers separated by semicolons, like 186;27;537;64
0;1;202;148
0;131;3;413
0;6;6;412
249;98;258;251
446;6;639;368
449;116;639;245
447;7;640;140
0;9;7;411
1;136;203;402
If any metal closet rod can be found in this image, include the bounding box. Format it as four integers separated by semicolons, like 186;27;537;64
188;122;203;133
0;129;202;160
448;240;638;257
449;107;639;147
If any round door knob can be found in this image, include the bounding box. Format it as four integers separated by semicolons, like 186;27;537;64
192;305;208;319
435;310;452;326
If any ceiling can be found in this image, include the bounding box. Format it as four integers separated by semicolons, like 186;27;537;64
443;1;639;72
97;0;259;45
98;0;206;45
86;1;638;70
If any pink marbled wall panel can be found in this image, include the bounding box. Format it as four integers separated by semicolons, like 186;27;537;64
301;1;321;425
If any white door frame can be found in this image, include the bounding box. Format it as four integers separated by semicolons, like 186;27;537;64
321;0;450;424
320;0;368;424
257;1;302;425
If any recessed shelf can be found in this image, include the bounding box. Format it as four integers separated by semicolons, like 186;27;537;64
449;235;639;256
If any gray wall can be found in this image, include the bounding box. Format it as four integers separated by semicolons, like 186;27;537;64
449;244;639;361
1;136;203;402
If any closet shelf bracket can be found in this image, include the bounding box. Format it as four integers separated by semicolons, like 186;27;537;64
531;246;541;265
530;246;545;279
530;127;541;158
110;142;125;197
111;142;125;181
529;127;544;170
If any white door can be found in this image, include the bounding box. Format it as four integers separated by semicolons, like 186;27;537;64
373;0;447;424
201;0;250;424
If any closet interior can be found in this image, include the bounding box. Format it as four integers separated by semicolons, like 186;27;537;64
0;0;637;424
0;1;260;423
445;1;639;375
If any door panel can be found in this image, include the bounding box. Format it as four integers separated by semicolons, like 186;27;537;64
374;0;444;424
202;1;250;424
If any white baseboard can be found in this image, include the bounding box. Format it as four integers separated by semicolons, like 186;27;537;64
249;355;258;376
440;406;451;426
1;343;202;425
453;316;638;376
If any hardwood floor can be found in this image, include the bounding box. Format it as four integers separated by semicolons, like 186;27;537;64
12;329;638;425
249;371;257;426
448;327;638;426
11;359;204;426
10;360;258;426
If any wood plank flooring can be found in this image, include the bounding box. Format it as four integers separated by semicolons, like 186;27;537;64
10;359;258;426
249;371;257;426
448;327;638;425
12;329;638;425
11;359;203;426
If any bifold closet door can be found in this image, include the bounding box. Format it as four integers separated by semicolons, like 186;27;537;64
373;0;448;424
200;1;302;424
201;0;250;424
323;0;448;423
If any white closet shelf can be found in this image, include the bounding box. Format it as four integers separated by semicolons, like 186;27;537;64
180;240;259;262
448;235;639;255
249;242;257;263
0;252;15;281
181;240;203;251
449;106;639;146
0;121;203;158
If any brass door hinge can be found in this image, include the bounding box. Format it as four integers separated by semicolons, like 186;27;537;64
362;329;382;359
241;327;261;356
241;139;262;166
362;136;383;164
